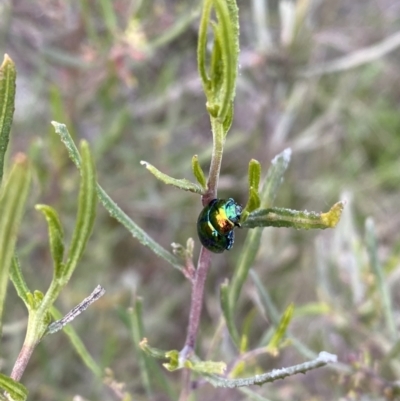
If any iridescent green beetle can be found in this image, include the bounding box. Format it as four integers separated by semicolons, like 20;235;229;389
197;198;242;253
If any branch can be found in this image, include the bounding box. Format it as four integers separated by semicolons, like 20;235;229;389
299;30;400;78
204;352;337;388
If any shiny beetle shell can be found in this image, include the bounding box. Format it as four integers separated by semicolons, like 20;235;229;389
197;198;242;253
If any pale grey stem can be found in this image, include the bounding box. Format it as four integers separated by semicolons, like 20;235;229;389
47;285;105;334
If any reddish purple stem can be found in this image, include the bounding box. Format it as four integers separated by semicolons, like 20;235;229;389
180;246;212;359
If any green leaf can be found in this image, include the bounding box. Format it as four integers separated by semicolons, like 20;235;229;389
197;0;213;95
51;121;81;168
62;141;97;283
222;101;234;134
184;358;226;375
9;255;30;307
248;159;261;191
128;299;153;398
365;218;397;341
251;270;316;359
140;339;226;375
0;54;16;186
140;338;170;360
198;0;239;125
220;280;239;347
222;149;291;345
191;155;207;188
0;373;28;401
0;154;30;335
209;22;224;99
213;0;239;122
241;158;262;219
163;350;180;371
266;303;294;356
35;205;65;278
141;161;204;194
242;202;345;229
52;122;183;272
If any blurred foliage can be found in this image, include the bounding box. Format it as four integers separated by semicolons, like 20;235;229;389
1;0;400;400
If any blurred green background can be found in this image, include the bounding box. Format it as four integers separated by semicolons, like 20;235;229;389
2;0;400;400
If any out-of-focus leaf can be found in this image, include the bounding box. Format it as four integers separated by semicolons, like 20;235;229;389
141;160;204;194
266;303;294;356
0;154;30;334
0;373;28;401
0;54;16;186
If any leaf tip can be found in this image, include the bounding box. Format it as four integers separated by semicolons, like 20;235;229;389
2;53;14;66
320;201;345;228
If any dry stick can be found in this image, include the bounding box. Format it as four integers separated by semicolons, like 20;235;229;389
47;285;105;334
180;247;212;360
10;285;105;381
298;30;400;78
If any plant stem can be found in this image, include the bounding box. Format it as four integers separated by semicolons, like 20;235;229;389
181;116;224;358
203;117;224;205
181;246;212;357
10;344;36;381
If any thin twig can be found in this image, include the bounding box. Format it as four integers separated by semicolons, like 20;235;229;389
298;30;400;78
204;352;337;388
10;285;105;382
180;247;213;360
47;285;105;334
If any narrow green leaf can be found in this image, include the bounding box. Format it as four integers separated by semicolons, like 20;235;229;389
0;373;28;401
98;184;183;271
0;54;16;186
129;299;153;398
192;154;207;188
140;338;170;360
222;101;234;134
210;22;224;98
224;149;291;345
248;159;261;190
62;141;97;283
9;255;30;307
140;339;226;375
241;159;262;219
365;218;397;341
35;204;65;277
213;0;239;122
51;121;81;168
266;303;294;355
197;0;213;95
184;358;226;375
293;302;331;317
0;154;30;335
240;309;257;353
52;122;183;272
141;161;204;194
242;202;345;229
251;270;317;359
220;280;240;347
